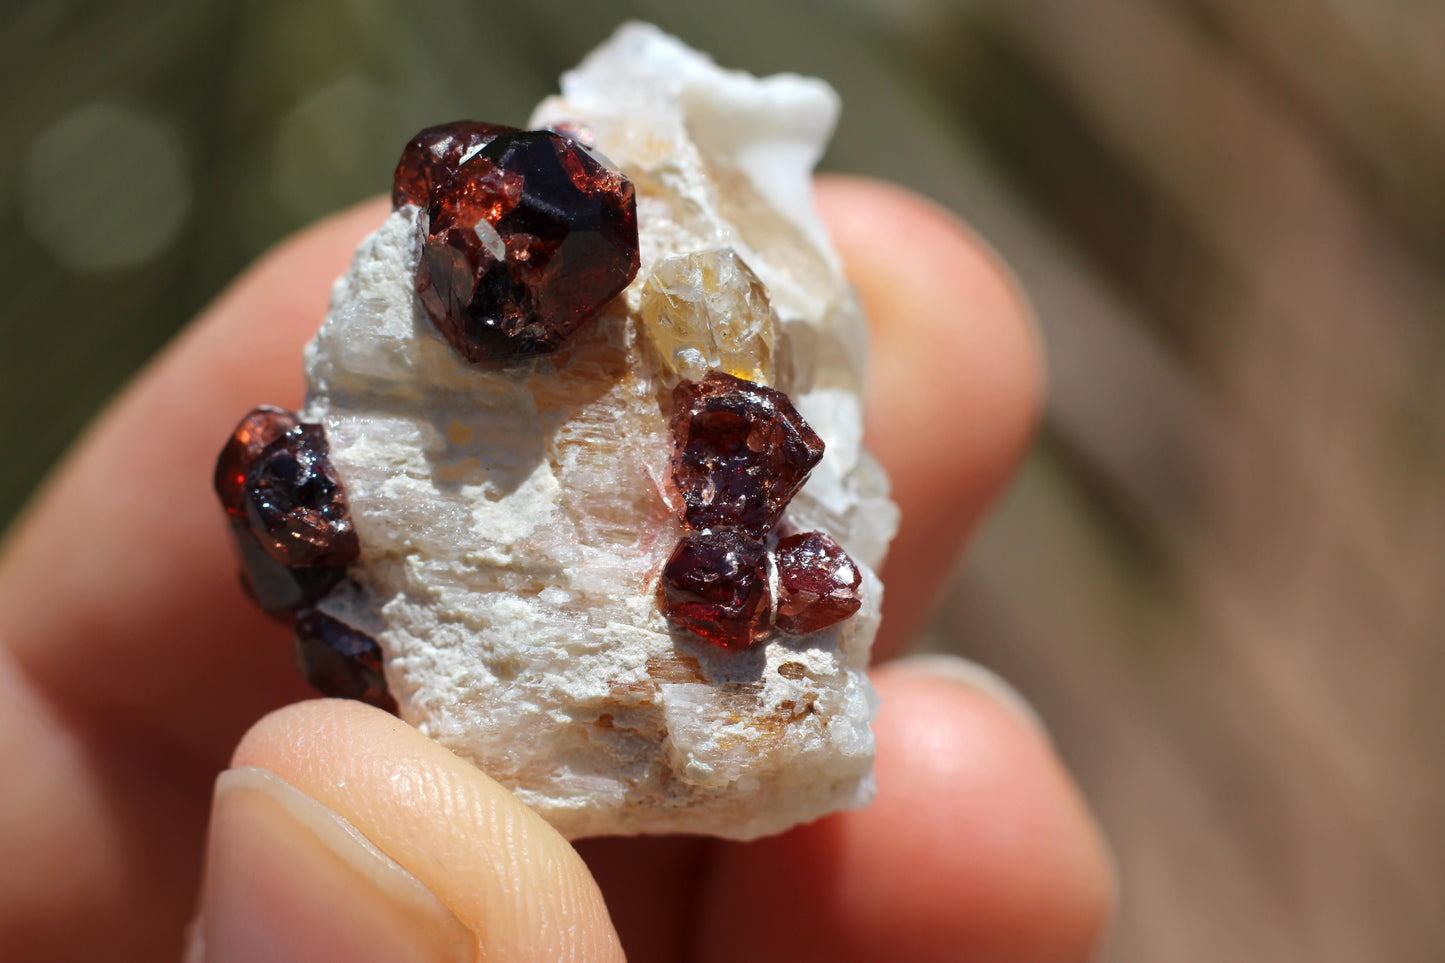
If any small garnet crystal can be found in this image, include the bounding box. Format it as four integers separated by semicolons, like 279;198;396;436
215;409;398;711
241;423;359;568
415;128;640;362
658;531;772;649
392;120;519;209
659;372;863;647
215;407;359;613
670;372;825;538
215;406;298;516
774;531;863;635
293;609;398;714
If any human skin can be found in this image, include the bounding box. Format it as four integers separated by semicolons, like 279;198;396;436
0;176;1113;962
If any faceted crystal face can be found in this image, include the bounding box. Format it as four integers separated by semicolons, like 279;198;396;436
416;129;640;363
670;372;825;537
658;531;772;649
391;120;519;209
242;424;360;567
293;609;398;714
638;248;777;385
231;528;347;615
216;408;361;615
215;406;298;518
774;531;863;635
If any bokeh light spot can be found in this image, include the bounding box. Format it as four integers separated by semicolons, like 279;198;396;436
271;76;408;222
22;103;192;272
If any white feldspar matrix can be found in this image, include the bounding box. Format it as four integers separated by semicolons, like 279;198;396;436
303;22;899;839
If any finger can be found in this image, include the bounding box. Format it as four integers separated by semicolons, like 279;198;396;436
697;657;1114;963
0;201;390;962
205;698;623;963
571;835;712;963
816;176;1043;658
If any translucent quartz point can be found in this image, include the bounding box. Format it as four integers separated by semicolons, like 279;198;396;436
639;248;778;385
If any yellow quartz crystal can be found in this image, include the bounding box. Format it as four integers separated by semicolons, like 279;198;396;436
637;248;778;385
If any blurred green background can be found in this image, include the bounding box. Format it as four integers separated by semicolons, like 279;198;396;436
4;1;1443;959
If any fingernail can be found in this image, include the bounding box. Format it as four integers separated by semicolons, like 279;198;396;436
891;653;1050;741
195;766;475;963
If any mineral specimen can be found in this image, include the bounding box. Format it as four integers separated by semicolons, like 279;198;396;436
262;23;899;840
658;531;772;649
774;531;863;636
215;407;359;613
670;372;824;538
415;129;640;362
293;608;399;715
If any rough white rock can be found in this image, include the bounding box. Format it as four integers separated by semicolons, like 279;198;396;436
303;22;899;840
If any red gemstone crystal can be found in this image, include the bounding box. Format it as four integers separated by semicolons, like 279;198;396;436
659;531;772;649
774;531;863;635
293;609;398;714
670;372;825;538
231;531;347;616
215;409;360;614
416;129;640;362
215;406;299;518
392;120;519;209
242;424;359;567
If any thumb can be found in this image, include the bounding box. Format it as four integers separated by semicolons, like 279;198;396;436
188;700;624;963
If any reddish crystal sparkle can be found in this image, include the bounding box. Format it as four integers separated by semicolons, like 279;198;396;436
242;423;359;568
774;531;863;635
415;129;640;363
670;372;825;538
392;120;519;209
215;406;298;518
215;408;359;614
658;531;772;649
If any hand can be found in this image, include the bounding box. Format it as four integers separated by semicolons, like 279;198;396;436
0;176;1113;962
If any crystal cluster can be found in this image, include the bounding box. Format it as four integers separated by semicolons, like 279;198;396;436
214;407;395;712
659;371;862;649
223;24;899;840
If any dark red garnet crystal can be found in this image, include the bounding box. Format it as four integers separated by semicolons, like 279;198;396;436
671;372;825;538
774;531;863;635
659;373;863;647
215;408;397;712
237;424;358;567
392;120;519;209
413;128;640;363
658;531;772;650
215;407;358;613
294;609;398;714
